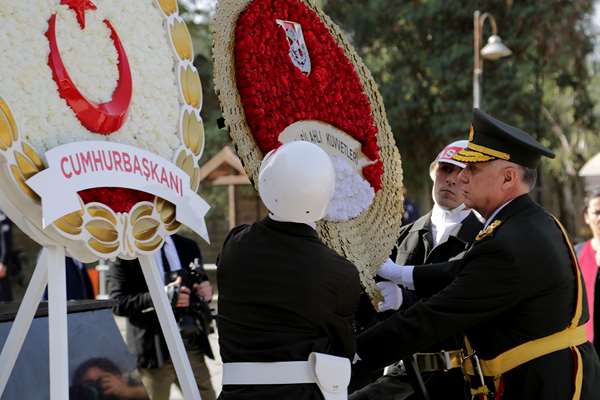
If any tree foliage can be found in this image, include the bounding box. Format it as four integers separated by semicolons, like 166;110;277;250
180;0;598;236
179;1;230;248
324;0;597;232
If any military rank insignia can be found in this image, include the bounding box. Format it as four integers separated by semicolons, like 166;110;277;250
476;220;502;241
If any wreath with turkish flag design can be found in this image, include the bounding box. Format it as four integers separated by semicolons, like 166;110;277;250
213;0;404;302
0;0;209;261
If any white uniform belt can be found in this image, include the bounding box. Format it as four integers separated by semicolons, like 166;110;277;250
222;352;351;400
223;360;315;385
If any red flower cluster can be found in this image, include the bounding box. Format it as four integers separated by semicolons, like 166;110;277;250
79;188;154;213
234;0;382;190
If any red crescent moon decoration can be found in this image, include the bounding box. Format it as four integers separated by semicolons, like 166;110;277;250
46;9;132;135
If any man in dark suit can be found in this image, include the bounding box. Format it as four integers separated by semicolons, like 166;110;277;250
354;109;600;399
217;141;361;400
352;140;483;400
109;233;216;400
41;251;95;301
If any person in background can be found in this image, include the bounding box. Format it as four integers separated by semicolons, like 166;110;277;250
401;188;420;225
70;357;149;400
0;210;14;302
109;233;216;400
576;188;600;356
39;249;95;301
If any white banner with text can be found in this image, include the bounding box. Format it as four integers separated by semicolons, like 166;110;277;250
27;141;210;242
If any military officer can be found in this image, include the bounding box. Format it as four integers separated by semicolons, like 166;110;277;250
354;109;600;399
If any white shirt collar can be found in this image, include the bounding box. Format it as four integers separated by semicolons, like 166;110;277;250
154;235;182;282
431;203;470;225
430;203;472;247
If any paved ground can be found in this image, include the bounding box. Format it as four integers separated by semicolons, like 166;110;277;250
114;316;223;399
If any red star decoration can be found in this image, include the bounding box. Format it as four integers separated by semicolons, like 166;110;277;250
61;0;97;29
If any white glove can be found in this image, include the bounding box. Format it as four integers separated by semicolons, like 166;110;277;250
377;259;415;290
377;258;403;282
376;281;403;312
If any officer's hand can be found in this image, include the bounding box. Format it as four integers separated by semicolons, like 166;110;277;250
376;281;403;312
193;281;213;302
0;263;6;279
377;258;404;284
175;286;191;308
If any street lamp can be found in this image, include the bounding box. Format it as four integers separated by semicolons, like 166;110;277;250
473;10;512;109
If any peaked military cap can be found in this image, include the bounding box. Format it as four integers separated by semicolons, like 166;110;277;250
453;109;555;168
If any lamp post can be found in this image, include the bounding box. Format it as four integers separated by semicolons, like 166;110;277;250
473;10;512;109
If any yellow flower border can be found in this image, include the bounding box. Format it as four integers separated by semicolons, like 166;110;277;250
212;0;405;304
0;0;206;260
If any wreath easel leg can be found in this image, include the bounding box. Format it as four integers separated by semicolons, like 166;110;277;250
0;248;69;399
138;255;202;400
47;246;69;399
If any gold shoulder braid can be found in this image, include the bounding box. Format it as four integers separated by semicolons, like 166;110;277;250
475;220;502;241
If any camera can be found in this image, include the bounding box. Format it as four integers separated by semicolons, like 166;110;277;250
167;259;214;339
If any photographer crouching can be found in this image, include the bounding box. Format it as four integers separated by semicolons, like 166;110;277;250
109;233;217;400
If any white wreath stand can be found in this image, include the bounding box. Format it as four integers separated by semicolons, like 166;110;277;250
0;246;202;400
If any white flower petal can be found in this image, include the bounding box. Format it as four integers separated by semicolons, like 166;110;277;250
0;0;181;160
325;155;375;222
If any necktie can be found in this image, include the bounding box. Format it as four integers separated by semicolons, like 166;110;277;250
161;246;171;283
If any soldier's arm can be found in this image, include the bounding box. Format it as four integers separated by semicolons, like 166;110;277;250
356;243;520;371
412;259;462;298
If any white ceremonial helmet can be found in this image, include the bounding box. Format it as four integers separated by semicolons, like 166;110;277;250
259;141;335;224
429;140;468;180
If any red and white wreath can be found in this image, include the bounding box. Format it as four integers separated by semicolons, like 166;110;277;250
213;0;404;300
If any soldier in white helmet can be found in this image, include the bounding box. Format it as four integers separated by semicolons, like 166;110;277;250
217;140;361;400
351;140;484;400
